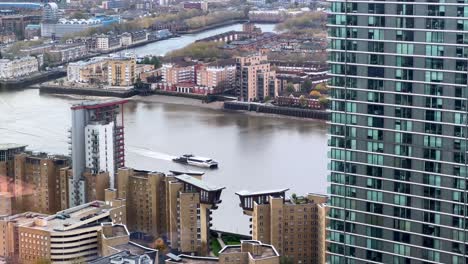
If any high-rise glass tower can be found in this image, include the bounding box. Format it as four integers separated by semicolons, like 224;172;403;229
328;1;468;263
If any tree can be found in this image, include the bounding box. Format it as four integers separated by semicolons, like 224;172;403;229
301;80;312;93
318;96;329;108
314;82;328;93
286;83;295;93
298;95;308;108
309;90;321;98
264;96;272;102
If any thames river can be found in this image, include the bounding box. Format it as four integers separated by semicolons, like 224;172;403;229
0;23;328;235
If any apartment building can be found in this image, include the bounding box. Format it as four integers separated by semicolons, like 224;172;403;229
0;144;26;193
166;240;280;264
95;34;122;51
49;43;88;63
196;60;236;93
236;190;327;264
14;152;69;215
161;61;199;85
69;100;127;207
328;1;468;263
235;55;278;102
67;57;108;84
0;56;39;79
117;168;224;256
107;57;136;88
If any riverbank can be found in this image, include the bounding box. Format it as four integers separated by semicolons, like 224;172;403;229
0;70;66;89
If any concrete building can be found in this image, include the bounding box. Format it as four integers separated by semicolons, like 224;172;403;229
235;55;279;102
117;168;224;256
161;61;199;85
196;60;236;93
14;152;69;215
41;18;105;39
328;0;468;263
24;24;40;39
0;191;126;264
96;34;122;51
236;190;327;264
166;240;280;264
0;56;39;79
67;57;108;84
107;57;136;88
0;15;41;39
49;43;87;63
69;100;127;207
0;144;26;193
41;2;59;23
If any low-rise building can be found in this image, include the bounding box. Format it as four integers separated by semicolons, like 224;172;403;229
166;240;280;264
49;43;88;63
96;34;122;52
0;31;16;44
24;24;40;39
236;190;328;264
0;56;39;79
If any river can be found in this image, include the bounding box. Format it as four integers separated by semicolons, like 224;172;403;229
0;23;328;235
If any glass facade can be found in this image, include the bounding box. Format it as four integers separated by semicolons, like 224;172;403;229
327;0;468;263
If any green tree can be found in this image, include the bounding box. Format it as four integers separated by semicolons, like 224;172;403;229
314;82;328;92
301;80;312;93
318;96;329;108
298;96;308;108
286;83;295;93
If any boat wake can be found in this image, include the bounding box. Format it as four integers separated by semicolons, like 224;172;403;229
127;146;175;161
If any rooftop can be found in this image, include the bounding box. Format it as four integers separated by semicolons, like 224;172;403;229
166;254;218;264
71;99;128;110
0;143;27;151
113;241;156;256
236;188;289;197
175;174;225;192
220;240;279;260
20;201;116;233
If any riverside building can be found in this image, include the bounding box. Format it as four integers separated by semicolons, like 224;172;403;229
69;100;127;207
328;0;468;263
117;168;224;256
236;190;327;264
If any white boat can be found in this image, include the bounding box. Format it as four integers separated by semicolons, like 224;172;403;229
172;154;218;169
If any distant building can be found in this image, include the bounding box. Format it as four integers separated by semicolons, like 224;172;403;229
107;57;136;88
235;54;279;102
0;15;41;39
0;56;39;79
165;240;280;264
183;2;208;11
161;61;199;85
41;2;59;23
41;18;105;39
69;100;127;207
197;60;236;93
96;33;122;51
49;43;88;63
0;31;16;44
24;24;40;39
117;168;224;256
236;190;328;264
68;56;136;88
